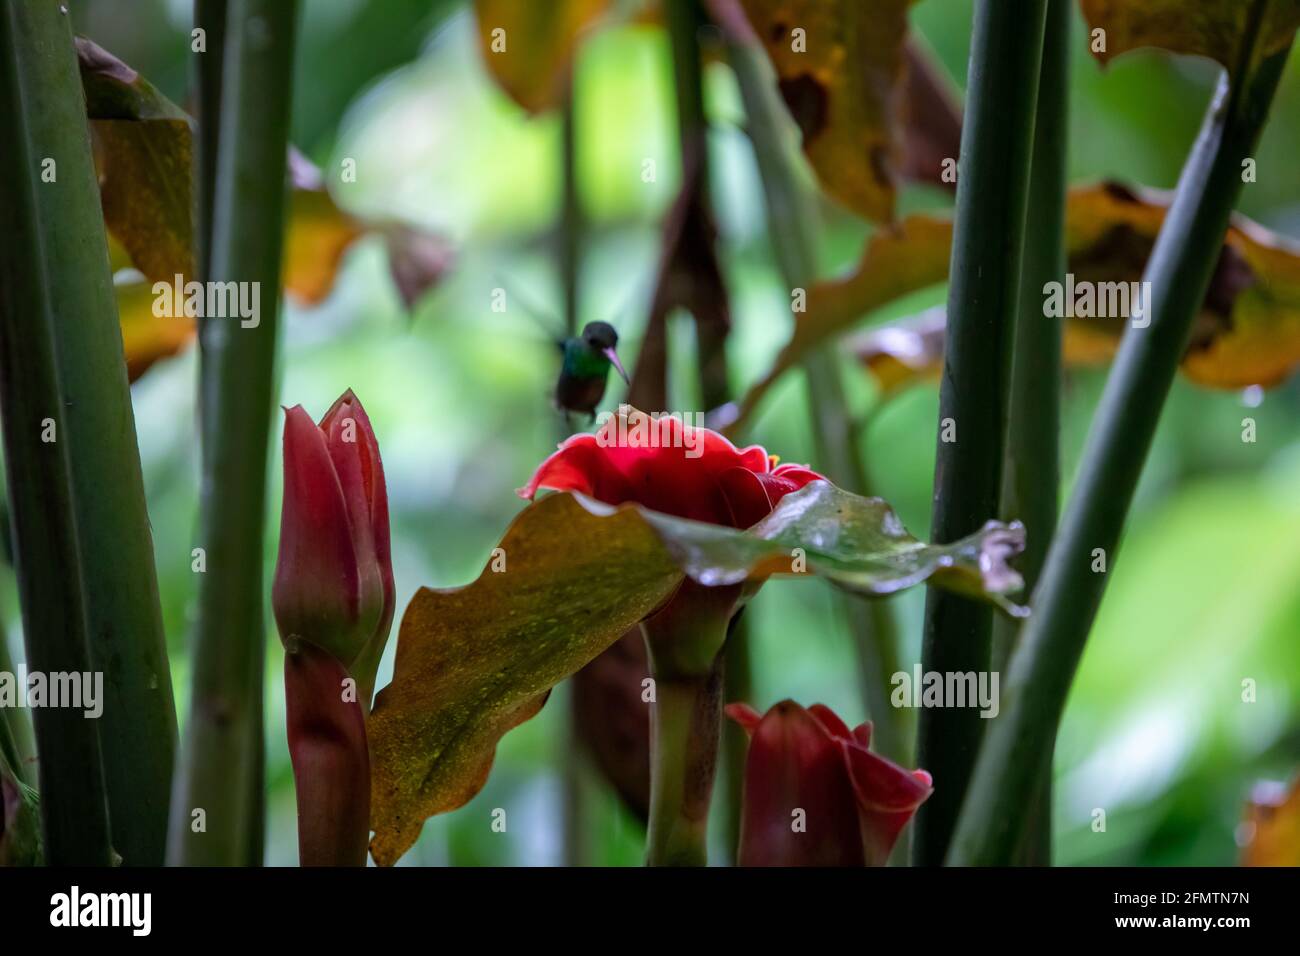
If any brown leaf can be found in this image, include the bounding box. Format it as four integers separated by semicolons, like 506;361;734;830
1080;0;1300;74
78;37;195;284
474;0;612;114
731;181;1300;427
384;225;455;311
571;629;651;821
898;40;962;189
736;0;915;222
1241;776;1300;866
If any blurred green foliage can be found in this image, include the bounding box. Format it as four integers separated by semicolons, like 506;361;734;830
4;0;1293;864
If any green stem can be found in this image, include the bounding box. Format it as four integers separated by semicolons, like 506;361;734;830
559;79;581;338
169;0;299;866
949;8;1290;867
994;0;1071;866
556;78;590;866
912;0;1046;865
0;0;115;866
641;581;733;866
194;0;226;449
710;0;906;763
0;616;35;783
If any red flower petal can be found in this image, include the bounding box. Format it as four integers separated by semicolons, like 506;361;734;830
735;700;865;867
273;405;361;649
519;409;827;530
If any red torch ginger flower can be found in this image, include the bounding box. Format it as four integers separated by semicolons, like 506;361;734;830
273;389;394;691
726;699;933;866
518;407;825;529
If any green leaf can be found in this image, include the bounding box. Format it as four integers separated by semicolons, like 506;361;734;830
368;482;1023;865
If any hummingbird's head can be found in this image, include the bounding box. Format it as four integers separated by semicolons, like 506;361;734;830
581;321;629;384
581;321;619;351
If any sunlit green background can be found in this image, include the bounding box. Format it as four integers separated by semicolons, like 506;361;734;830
10;0;1297;865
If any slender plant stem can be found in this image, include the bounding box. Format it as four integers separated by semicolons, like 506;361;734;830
911;0;1046;865
194;0;226;446
556;77;592;867
666;0;755;863
710;0;906;763
0;0;116;866
0;614;35;782
559;79;581;339
950;9;1290;867
169;0;299;866
994;0;1071;866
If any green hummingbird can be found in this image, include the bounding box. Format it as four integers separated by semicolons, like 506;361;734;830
555;320;630;423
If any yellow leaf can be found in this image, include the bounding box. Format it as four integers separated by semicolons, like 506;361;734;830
738;0;915;221
116;281;196;383
1080;0;1300;74
474;0;612;114
281;186;366;306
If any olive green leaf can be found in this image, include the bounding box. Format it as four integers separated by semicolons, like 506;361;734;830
368;481;1023;865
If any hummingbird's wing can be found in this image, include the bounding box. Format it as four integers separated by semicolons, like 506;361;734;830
492;274;566;346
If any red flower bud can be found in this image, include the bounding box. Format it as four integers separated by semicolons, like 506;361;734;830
727;700;933;866
518;408;825;530
273;389;394;691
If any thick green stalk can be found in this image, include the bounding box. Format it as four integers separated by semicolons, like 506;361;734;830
641;582;733;866
0;0;114;865
950;14;1290;867
169;0;298;866
912;0;1046;865
712;0;906;763
994;0;1071;866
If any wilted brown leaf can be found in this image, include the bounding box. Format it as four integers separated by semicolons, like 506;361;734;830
474;0;612;113
736;0;915;222
1241;776;1300;866
571;629;652;821
1080;0;1300;74
730;181;1300;427
78;37;194;284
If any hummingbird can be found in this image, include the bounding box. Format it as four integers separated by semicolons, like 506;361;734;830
555;320;630;423
496;276;632;424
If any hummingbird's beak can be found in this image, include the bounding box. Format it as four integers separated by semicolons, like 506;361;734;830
604;347;631;385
